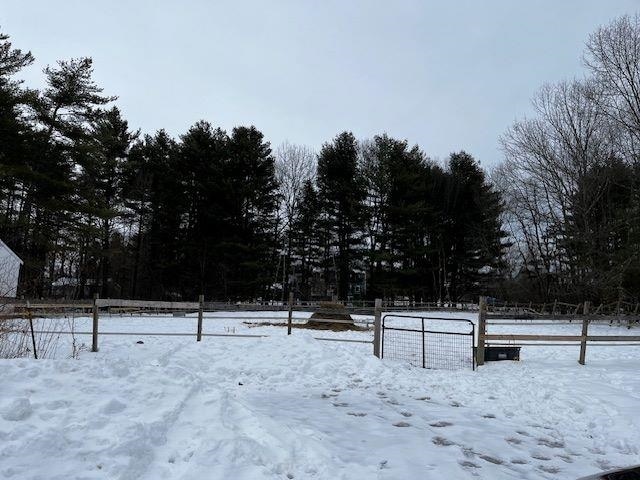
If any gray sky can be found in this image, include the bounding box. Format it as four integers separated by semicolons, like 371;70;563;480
3;0;639;167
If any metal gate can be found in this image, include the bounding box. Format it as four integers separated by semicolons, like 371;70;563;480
381;315;475;370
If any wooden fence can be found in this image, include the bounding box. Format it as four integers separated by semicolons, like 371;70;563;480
5;294;384;359
5;295;639;365
476;298;640;366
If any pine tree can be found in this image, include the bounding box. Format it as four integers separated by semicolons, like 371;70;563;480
0;30;36;253
225;126;279;300
77;107;138;297
290;180;321;300
443;152;506;300
124;130;183;299
316;132;366;300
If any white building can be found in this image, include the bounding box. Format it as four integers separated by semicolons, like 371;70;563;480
0;239;22;298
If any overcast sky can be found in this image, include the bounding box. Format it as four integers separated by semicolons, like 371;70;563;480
3;1;639;167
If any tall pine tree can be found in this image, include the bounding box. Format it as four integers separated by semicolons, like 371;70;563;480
316;132;366;300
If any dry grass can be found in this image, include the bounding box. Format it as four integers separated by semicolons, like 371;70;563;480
0;316;83;359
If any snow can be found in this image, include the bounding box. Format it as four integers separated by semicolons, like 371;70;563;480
1;311;639;479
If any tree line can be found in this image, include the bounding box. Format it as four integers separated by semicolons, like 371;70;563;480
497;13;640;304
0;28;505;301
3;13;640;304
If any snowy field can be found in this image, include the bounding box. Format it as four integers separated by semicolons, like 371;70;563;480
1;311;639;479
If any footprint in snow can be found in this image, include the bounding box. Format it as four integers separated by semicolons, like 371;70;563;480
538;465;561;474
482;413;496;419
429;421;453;428
479;455;503;465
321;392;339;399
505;437;523;445
459;460;480;469
531;453;551;461
556;454;574;463
183;450;194;461
385;399;400;405
400;411;412;417
596;459;613;470
332;402;348;407
101;399;126;415
45;400;70;411
511;459;529;465
449;401;462;407
432;436;454;446
516;430;532;437
415;396;431;401
537;438;564;449
347;412;367;417
393;421;411;427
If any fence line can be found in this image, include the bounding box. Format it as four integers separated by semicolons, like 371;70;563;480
475;297;640;366
6;295;639;364
7;296;640;320
8;329;374;346
73;295;381;355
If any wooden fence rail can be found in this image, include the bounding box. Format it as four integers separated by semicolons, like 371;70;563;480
83;296;382;355
476;296;640;366
9;295;637;365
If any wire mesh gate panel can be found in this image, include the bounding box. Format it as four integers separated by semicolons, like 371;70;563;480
381;315;475;370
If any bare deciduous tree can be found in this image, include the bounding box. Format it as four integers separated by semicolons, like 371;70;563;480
274;142;316;298
499;79;615;299
584;14;640;158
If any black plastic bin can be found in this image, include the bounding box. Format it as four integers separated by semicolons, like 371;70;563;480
484;346;520;361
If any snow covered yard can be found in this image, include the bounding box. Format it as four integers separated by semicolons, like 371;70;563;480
1;313;639;479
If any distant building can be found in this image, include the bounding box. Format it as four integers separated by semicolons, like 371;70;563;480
0;239;23;298
51;277;95;299
288;265;367;301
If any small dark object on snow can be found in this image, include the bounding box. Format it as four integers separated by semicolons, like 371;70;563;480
136;340;144;344
238;382;243;386
484;346;520;361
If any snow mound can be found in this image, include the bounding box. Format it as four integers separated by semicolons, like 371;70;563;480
2;398;33;421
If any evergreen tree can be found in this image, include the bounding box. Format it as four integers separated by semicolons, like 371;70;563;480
225;126;279;300
124;130;183;298
316;132;366;300
0;30;36;254
29;57;115;297
77;107;138;297
443;152;506;300
290;180;321;300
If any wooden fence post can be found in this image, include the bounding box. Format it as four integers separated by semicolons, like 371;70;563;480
552;299;557;316
287;292;293;335
92;293;99;352
578;301;590;365
476;296;487;366
197;294;204;341
26;300;37;359
373;298;382;358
